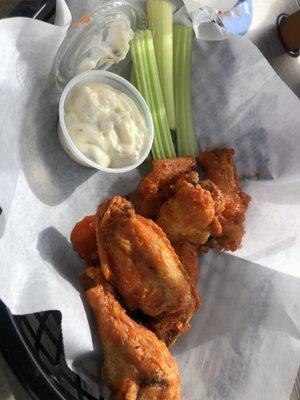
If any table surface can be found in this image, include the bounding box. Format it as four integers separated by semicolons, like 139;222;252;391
248;0;300;97
0;0;299;399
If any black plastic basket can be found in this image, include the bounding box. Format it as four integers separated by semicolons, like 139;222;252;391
0;2;101;399
0;301;102;400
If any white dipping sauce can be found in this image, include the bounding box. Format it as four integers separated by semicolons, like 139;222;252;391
76;19;134;75
64;83;147;168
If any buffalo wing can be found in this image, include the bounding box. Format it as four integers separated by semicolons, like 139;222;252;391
82;267;180;400
71;215;98;264
199;148;251;251
156;177;224;245
96;196;193;317
129;157;196;219
149;242;201;346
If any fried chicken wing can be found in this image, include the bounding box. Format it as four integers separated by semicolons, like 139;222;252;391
96;196;193;317
70;215;98;264
72;148;251;396
129;157;196;219
149;242;201;346
173;242;200;307
156;177;224;244
199;148;251;251
82;267;180;400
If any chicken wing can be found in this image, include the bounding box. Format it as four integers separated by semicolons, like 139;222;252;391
70;170;200;261
149;242;201;346
173;242;200;307
129;157;196;219
96;196;193;317
198;148;251;251
82;267;180;400
70;215;98;264
156;177;224;244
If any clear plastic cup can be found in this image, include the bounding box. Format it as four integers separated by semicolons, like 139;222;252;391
58;70;154;173
54;0;147;91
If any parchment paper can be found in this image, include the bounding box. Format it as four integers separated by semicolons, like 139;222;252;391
0;1;300;399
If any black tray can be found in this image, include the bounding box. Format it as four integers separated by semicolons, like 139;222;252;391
0;301;100;400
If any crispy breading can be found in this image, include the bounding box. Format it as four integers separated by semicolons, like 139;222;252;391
70;215;98;264
82;267;180;400
96;196;193;317
199;148;251;251
156;178;224;244
129;157;196;219
149;242;201;347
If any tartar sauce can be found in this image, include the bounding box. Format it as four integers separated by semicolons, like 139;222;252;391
64;83;147;168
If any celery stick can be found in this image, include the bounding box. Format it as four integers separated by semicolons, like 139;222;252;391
131;32;163;160
130;64;137;88
174;24;199;157
143;30;175;158
131;30;176;159
146;0;176;130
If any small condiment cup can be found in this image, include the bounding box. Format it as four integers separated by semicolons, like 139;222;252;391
58;70;154;173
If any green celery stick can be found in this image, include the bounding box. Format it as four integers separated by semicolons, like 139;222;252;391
146;0;176;130
174;24;199;156
131;30;176;159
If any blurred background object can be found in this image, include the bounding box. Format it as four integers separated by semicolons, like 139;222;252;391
219;0;253;36
277;10;300;57
1;0;55;20
0;0;18;17
246;0;300;97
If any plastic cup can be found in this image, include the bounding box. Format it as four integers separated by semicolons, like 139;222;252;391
58;70;154;173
